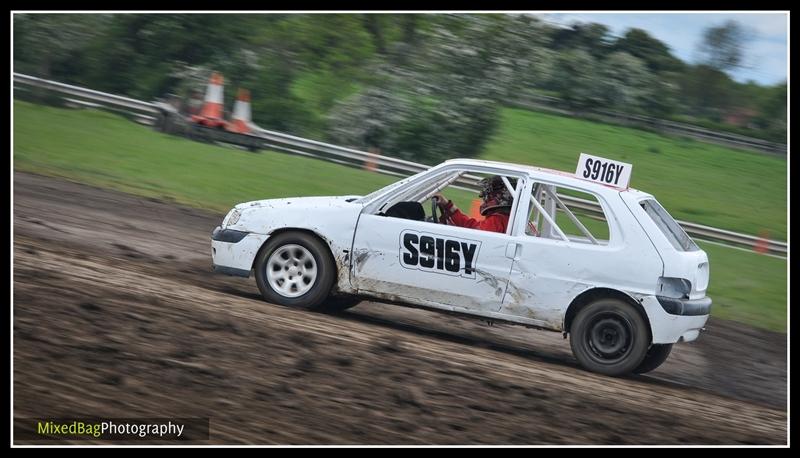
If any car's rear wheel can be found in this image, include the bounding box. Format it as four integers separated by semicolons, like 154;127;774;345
254;232;335;310
570;298;650;376
632;343;673;374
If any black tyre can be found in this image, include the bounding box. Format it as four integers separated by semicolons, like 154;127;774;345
632;344;673;374
254;232;336;311
569;298;650;376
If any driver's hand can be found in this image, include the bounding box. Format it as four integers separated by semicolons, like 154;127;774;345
433;193;449;208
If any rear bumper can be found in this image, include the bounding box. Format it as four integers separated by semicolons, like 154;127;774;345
656;296;712;316
638;295;710;344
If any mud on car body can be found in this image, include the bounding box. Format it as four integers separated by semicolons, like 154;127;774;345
211;157;711;376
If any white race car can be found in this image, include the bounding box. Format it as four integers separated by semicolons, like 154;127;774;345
211;156;711;376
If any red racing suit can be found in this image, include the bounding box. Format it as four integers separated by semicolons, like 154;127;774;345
443;201;509;233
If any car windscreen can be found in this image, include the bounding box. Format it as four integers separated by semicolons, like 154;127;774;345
355;166;440;205
639;199;699;252
356;175;414;204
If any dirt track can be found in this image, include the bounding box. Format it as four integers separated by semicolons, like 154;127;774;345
13;172;788;445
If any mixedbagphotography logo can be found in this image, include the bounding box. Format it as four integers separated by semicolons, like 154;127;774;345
15;418;210;441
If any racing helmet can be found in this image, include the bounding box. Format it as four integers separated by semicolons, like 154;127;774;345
478;176;514;216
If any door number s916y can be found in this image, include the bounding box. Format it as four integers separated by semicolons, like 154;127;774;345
400;230;480;279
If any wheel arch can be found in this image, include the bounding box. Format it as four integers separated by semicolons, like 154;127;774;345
252;227;337;269
564;287;652;342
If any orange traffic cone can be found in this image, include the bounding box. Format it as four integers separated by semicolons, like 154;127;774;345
191;72;227;128
469;199;484;221
226;88;253;134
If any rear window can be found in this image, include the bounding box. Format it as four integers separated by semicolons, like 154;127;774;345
640;199;699;252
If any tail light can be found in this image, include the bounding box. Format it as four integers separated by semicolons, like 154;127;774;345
657;277;691;299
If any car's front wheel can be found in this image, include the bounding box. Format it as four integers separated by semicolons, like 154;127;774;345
254;232;336;310
569;298;650;376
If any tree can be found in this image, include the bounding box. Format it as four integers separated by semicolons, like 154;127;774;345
76;14;260;97
697;20;749;72
550;22;614;59
362;15;387;55
327;88;498;164
277;14;375;74
751;83;787;141
327;14;514;163
594;52;657;112
408;14;553;101
248;58;315;135
613;28;685;74
13;14;112;79
678;64;736;120
548;49;601;109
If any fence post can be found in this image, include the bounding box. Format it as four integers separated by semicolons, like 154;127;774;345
754;230;770;254
364;147;380;172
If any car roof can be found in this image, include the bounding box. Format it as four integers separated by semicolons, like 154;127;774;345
442;158;651;196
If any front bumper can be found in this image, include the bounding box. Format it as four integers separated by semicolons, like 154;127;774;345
212;226;249;243
211;226;269;278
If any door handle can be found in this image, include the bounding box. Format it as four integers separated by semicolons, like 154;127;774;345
505;242;521;260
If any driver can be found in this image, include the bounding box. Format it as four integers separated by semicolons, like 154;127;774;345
433;175;513;234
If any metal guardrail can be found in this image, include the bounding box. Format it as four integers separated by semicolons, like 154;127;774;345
14;73;158;114
595;110;788;155
507;93;787;155
249;126;427;177
13;73;787;256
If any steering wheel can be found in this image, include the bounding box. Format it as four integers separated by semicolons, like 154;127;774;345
430;196;448;225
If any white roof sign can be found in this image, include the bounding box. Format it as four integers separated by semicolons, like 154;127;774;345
575;153;632;189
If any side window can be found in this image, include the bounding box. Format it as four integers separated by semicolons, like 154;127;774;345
375;168;523;236
526;182;610;245
639;199;699;251
434;172;521;235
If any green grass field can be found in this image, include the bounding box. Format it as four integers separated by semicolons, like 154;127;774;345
13;100;786;332
481;108;787;240
13;101;397;213
698;241;787;332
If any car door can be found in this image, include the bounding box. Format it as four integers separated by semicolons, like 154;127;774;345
499;180;663;330
350;168;523;313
